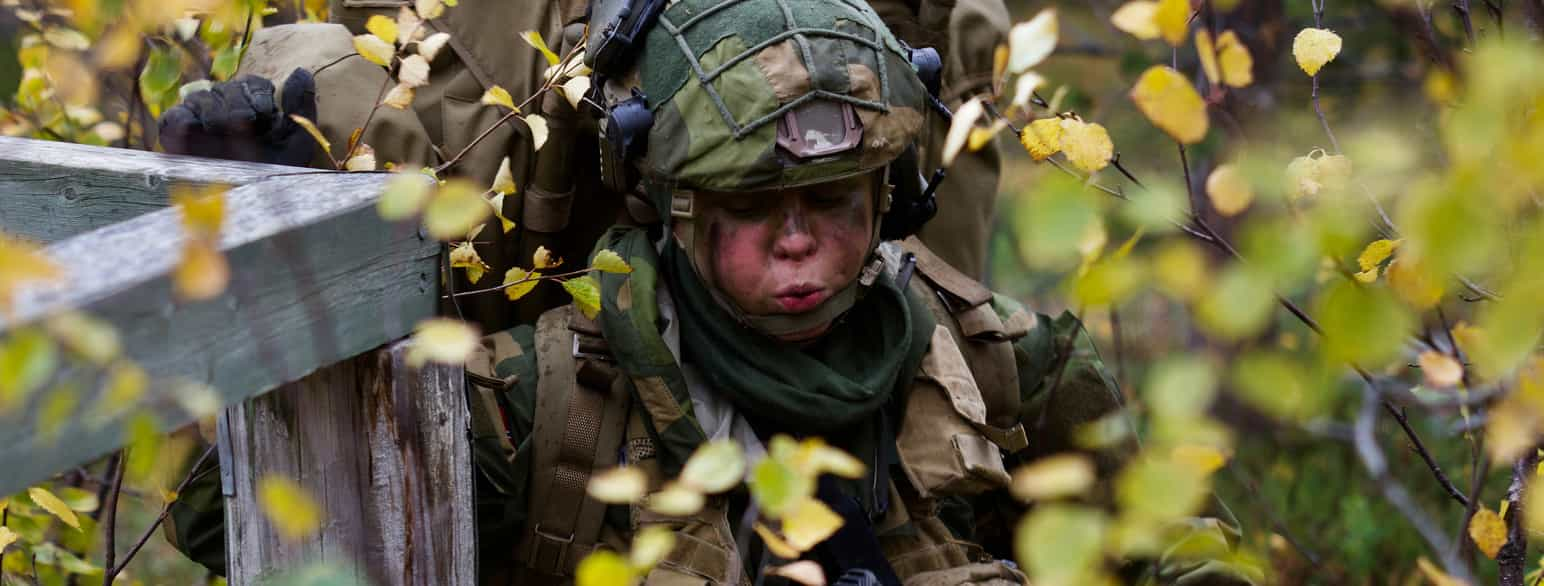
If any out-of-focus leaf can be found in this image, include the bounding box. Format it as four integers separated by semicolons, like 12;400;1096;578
679;439;745;493
1419;351;1464;389
259;476;323;540
1195;266;1273;341
383;83;415;109
942;97;985;167
44;312;118;365
1011;454;1095;501
1205;164;1252;216
587;466;648;504
1117;456;1208;522
767;561;826;586
1015;504;1108;585
399;54;431;88
576;549;634;586
1196;30;1221;87
750;456;813;519
406;318;479;367
629;525;675;571
782;498;843;552
415;0;445;20
1215;31;1253;87
175;241;229;301
345;144;377;171
365;14;398;45
419;32;451;61
379;172;432;219
1315;279;1415;367
1060;118;1113;173
755;523;801;559
1007;9;1057;73
1154;0;1190;46
424;179;492;240
1111;1;1160;40
646;482;705;517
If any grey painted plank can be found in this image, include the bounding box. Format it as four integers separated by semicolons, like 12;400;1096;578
0;172;441;496
0;136;309;243
225;340;473;585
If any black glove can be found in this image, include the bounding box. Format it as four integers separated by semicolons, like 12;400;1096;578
158;68;318;167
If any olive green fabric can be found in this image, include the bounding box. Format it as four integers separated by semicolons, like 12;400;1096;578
162;450;226;576
636;0;928;192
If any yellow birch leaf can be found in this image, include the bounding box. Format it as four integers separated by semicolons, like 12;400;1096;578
782;498;843;552
680;439;745;493
379;172;432;220
1195;30;1220;88
768;561;826;586
792;438;865;479
449;242;487;284
526;114;550;151
1111;1;1160;40
1154;0;1190;46
29;487;81;530
592;249;633;274
521;30;561;66
0;526;16;553
647;482;705;516
398;54;431;88
414;0;444;20
1356;239;1401;272
1469;507;1507;559
259;476;322;540
1216;31;1254;87
344;144;377;171
629;526;676;570
418;32;451;61
755;523;801;559
1285;155;1321;200
587;466;648;504
1205;163;1252;216
353;33;395;67
488;194;517;233
407;318;479;367
383;83;415;109
1130;65;1209;144
1353;268;1379;284
365;14;398;45
289;114;332;157
396;6;424;41
424;180;492;240
175;241;229;300
1060;118;1113;173
46;312;120;365
941;97;985;167
1011;454;1095;501
532;246;563;269
576;550;635;586
1293;28;1342;76
563;276;602;319
1007;8;1057;74
481;86;517;111
1020;117;1063;161
489;157;518;196
1420;351;1464;389
503;267;541;301
1316;154;1352;191
102;361;148;410
967;121;1004;152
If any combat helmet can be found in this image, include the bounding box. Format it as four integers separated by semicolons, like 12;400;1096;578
588;0;945;334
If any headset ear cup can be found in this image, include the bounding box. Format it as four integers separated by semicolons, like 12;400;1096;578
599;92;652;194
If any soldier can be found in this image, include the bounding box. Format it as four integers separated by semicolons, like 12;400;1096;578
161;1;1251;584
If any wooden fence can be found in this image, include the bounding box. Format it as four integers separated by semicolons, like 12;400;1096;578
0;137;474;585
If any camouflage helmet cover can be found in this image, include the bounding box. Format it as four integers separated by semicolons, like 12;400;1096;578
635;0;928;193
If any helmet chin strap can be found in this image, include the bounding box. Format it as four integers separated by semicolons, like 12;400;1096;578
670;172;892;338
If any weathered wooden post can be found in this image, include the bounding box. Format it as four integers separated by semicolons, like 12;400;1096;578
223;342;474;585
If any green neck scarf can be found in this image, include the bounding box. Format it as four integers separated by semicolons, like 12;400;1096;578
664;240;934;435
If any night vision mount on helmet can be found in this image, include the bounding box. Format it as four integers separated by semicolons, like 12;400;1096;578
584;0;950;242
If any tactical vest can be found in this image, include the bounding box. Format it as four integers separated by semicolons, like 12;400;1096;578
468;239;1036;584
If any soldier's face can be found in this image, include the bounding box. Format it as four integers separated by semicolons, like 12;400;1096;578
688;174;877;341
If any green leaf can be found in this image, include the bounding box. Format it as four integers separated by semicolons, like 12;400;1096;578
1195;265;1274;341
378;173;433;220
591;249;633;274
211;43;241;81
521;30;561;66
749;457;812;519
1116;456;1208;522
1014;504;1107;584
28;487;81;530
563;276;602;319
0;328;59;412
1315;279;1416;367
423;180;491;240
503;267;542;302
628;525;675;571
1144;356;1218;420
138;46;182;105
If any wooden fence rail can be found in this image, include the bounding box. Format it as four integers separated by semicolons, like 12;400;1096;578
0;138;473;584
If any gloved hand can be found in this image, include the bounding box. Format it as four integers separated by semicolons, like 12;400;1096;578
158;68;319;167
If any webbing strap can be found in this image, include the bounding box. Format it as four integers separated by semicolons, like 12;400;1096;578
518;307;629;576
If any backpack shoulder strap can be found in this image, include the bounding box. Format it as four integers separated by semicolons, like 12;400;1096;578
893;238;1031;453
517;306;631;576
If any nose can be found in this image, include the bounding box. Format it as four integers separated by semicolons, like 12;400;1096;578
772;210;817;261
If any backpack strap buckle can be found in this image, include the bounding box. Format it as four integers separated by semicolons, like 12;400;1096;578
526;523;576;575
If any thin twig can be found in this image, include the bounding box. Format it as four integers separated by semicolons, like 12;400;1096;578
103;445;216;584
1455;0;1479;46
1499;448;1538;586
447;267;599;298
100;449;126;581
338;70;394;167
